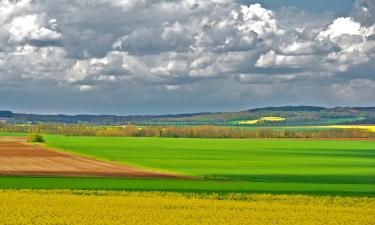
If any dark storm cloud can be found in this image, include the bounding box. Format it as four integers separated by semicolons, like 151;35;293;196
0;0;374;114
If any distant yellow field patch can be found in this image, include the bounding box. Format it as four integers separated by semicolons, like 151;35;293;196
0;190;374;225
328;125;375;132
238;116;286;124
238;119;259;124
261;117;286;121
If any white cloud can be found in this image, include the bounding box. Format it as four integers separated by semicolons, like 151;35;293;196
0;0;34;24
210;0;234;4
65;51;142;85
0;0;374;109
0;0;62;50
237;4;284;38
79;85;93;92
318;17;372;39
98;0;146;11
255;50;316;69
0;45;70;82
277;40;339;56
6;14;61;43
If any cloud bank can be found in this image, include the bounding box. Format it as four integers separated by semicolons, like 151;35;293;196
0;0;374;114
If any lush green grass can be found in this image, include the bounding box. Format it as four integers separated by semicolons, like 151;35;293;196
44;135;375;181
1;177;374;196
0;133;374;195
0;132;27;136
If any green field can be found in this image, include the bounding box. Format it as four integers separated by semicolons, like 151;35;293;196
0;132;27;136
0;133;374;196
3;177;374;196
44;136;375;181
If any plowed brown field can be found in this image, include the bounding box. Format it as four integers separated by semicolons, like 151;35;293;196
0;139;181;178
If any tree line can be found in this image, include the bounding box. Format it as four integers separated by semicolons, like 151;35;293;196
0;124;374;138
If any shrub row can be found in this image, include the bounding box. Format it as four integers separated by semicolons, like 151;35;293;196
1;124;374;138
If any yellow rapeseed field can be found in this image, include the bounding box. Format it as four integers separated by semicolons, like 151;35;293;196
0;190;374;225
238;117;286;125
328;125;375;132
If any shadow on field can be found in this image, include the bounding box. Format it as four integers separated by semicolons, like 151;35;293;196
0;176;374;197
206;174;375;184
268;148;375;158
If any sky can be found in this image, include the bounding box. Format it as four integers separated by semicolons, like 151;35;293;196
0;0;374;115
243;0;356;15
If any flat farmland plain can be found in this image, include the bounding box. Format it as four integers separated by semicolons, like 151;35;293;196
45;135;375;182
0;133;374;225
0;134;374;195
36;135;375;195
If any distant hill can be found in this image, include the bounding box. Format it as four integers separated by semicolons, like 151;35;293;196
1;106;374;126
248;106;326;112
12;112;212;125
0;111;13;118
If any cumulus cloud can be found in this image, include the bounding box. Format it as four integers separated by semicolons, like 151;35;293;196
255;11;375;74
6;14;61;44
0;0;62;49
113;22;193;55
0;0;374;113
65;51;134;84
318;17;367;39
0;45;70;83
255;51;317;69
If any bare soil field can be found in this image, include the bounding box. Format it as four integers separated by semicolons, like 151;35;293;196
0;139;180;178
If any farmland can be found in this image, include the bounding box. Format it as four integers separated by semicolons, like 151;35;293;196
0;133;373;195
329;125;375;132
0;132;374;225
236;116;286;125
0;140;179;178
1;190;374;225
44;135;375;184
1;0;374;224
